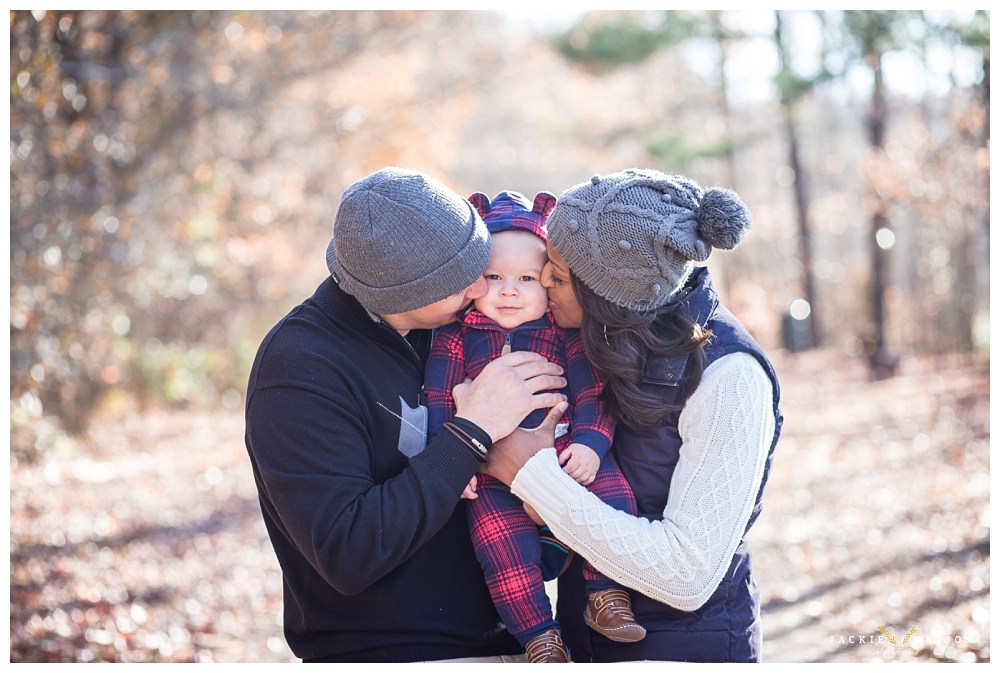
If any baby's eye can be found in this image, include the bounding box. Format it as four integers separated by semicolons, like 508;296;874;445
484;273;501;281
520;275;537;282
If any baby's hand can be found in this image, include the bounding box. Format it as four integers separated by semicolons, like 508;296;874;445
559;443;600;485
461;475;478;500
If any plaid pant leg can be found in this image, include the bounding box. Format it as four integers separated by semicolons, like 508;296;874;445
579;453;638;592
467;473;559;646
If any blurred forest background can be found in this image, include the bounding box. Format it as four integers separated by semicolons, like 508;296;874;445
9;9;990;663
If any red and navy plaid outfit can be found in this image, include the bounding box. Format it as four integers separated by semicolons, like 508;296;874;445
425;309;638;647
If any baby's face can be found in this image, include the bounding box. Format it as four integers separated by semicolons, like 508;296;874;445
474;230;549;330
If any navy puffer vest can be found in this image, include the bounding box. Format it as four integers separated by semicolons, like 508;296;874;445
556;267;782;662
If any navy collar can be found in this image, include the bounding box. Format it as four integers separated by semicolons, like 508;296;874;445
312;276;409;345
460;309;555;332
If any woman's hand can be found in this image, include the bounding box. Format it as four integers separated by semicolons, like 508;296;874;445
523;502;544;526
484;402;568;486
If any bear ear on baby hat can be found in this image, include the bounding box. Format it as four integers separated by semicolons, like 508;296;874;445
696;187;752;251
532;191;557;218
468;192;492;220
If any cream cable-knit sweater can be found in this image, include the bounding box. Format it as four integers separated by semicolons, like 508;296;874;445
511;352;775;612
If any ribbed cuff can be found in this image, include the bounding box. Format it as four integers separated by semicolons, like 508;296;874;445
510;447;581;520
414;429;485;493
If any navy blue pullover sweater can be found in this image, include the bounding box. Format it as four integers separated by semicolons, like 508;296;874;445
244;277;520;662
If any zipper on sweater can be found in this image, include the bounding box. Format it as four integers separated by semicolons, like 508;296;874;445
468;314;550;355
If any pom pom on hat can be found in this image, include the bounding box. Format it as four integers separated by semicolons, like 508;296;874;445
697;188;752;250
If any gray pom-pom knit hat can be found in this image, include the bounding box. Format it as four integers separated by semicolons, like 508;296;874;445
326;167;491;315
547;168;752;312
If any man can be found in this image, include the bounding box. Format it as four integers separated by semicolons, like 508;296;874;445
244;167;567;662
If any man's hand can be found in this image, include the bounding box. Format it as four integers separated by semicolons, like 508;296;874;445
484;402;568;486
452;351;566;442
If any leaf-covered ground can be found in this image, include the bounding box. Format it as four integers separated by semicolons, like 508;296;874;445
9;349;989;662
752;350;989;663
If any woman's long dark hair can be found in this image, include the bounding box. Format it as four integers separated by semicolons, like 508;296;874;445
573;275;711;431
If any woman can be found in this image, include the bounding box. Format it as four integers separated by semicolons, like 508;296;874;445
484;168;783;662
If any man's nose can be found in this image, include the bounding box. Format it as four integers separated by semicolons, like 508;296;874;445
466;276;488;299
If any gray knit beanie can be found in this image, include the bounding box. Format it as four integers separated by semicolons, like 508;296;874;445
326;167;491;314
548;168;752;312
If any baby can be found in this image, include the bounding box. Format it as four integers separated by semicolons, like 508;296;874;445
425;191;645;662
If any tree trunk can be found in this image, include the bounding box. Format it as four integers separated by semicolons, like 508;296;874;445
774;11;821;348
710;10;738;299
982;52;990;265
866;50;899;379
